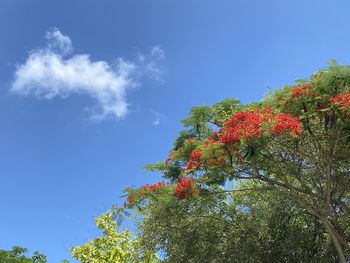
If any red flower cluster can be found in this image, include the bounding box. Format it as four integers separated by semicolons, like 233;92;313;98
166;108;302;176
184;149;202;171
191;149;201;159
219;109;264;144
125;182;169;207
271;113;302;136
140;182;169;191
175;176;198;199
204;132;219;145
291;83;314;98
208;108;302;146
329;93;350;108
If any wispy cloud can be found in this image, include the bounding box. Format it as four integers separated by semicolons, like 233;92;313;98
150;109;164;126
11;28;164;120
45;27;73;55
153;118;160;126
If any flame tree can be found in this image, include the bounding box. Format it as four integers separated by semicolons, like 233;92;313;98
125;63;350;262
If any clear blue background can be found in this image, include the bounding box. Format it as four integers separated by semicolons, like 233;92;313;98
1;0;350;261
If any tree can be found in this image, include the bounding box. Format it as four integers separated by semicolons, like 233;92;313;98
71;210;160;263
125;63;350;262
0;246;46;263
132;181;337;262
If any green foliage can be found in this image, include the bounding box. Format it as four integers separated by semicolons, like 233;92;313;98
145;161;182;182
181;98;242;138
172;130;197;150
71;211;160;263
134;182;338;263
0;246;46;263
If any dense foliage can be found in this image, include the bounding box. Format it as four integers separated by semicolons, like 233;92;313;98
0;247;46;263
123;63;350;262
70;211;160;263
134;182;338;263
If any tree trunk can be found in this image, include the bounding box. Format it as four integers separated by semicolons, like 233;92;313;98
322;219;347;263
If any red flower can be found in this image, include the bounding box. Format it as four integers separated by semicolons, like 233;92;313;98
185;160;200;170
204;132;219;145
183;149;202;171
125;182;169;206
329;93;350;108
219;109;264;144
175;176;198;199
291;83;314;98
272;113;302;136
191;149;202;160
217;108;302;145
140;182;169;191
178;108;302;173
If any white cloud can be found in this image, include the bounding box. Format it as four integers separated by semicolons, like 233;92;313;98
153;117;160;126
150;109;164;126
11;28;164;120
45;27;73;55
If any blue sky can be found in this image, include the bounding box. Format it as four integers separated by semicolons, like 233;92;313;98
1;0;350;261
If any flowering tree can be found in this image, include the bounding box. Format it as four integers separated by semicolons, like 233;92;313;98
125;63;350;262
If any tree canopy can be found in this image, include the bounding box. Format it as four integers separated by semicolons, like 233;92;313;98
70;211;160;263
123;63;350;262
0;246;46;263
132;181;338;262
